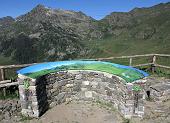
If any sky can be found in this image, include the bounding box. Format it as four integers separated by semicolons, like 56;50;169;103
0;0;170;20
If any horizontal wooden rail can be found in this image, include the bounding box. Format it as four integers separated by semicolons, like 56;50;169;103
0;80;11;84
153;54;170;57
155;64;170;69
0;63;38;69
96;54;155;60
96;54;170;60
0;81;19;88
0;79;19;88
133;63;153;67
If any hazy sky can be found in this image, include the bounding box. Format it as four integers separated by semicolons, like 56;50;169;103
0;0;170;20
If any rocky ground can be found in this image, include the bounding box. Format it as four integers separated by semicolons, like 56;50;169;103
0;99;21;123
131;76;170;123
30;101;124;123
0;100;124;123
1;76;170;123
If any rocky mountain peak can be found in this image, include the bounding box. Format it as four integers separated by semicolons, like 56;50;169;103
30;4;48;13
0;16;15;31
34;4;46;9
0;16;14;23
16;4;93;24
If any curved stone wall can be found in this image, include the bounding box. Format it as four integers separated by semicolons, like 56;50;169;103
18;70;145;118
43;70;125;106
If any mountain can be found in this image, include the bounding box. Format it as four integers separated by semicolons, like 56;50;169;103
0;2;170;64
88;2;170;57
0;4;94;64
0;16;14;30
15;5;94;39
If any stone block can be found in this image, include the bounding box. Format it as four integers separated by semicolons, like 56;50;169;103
82;81;90;86
81;88;87;91
85;91;93;98
21;109;34;117
20;101;29;109
75;74;82;80
54;92;66;104
71;86;79;92
66;84;74;88
91;81;98;88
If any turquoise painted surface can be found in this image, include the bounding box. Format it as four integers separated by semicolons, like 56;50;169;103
17;61;149;82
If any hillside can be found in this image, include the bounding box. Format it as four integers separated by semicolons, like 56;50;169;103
88;2;170;58
0;2;170;64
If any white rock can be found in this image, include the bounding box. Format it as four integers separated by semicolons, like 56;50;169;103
82;81;90;86
66;84;74;88
81;88;87;91
85;91;93;98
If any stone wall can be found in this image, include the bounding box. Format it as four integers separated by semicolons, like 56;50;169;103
150;82;170;102
18;70;145;118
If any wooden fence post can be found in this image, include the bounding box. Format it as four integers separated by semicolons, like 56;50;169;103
129;58;132;66
3;87;6;97
0;68;5;81
151;55;156;73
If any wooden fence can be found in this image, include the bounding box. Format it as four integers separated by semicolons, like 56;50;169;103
96;54;170;69
0;53;170;88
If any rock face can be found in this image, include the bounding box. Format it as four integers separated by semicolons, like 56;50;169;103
18;70;146;118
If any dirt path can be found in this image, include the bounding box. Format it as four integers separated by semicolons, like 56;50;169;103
30;101;123;123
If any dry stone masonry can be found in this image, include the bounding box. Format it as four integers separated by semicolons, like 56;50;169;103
18;70;146;118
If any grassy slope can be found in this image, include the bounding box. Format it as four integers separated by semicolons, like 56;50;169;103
87;28;170;59
0;55;15;65
87;5;170;58
87;37;168;60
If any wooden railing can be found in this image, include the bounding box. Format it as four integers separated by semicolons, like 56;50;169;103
0;63;38;88
0;54;170;88
96;54;170;70
96;54;155;66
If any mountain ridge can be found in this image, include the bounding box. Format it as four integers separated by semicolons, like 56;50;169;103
0;2;170;64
